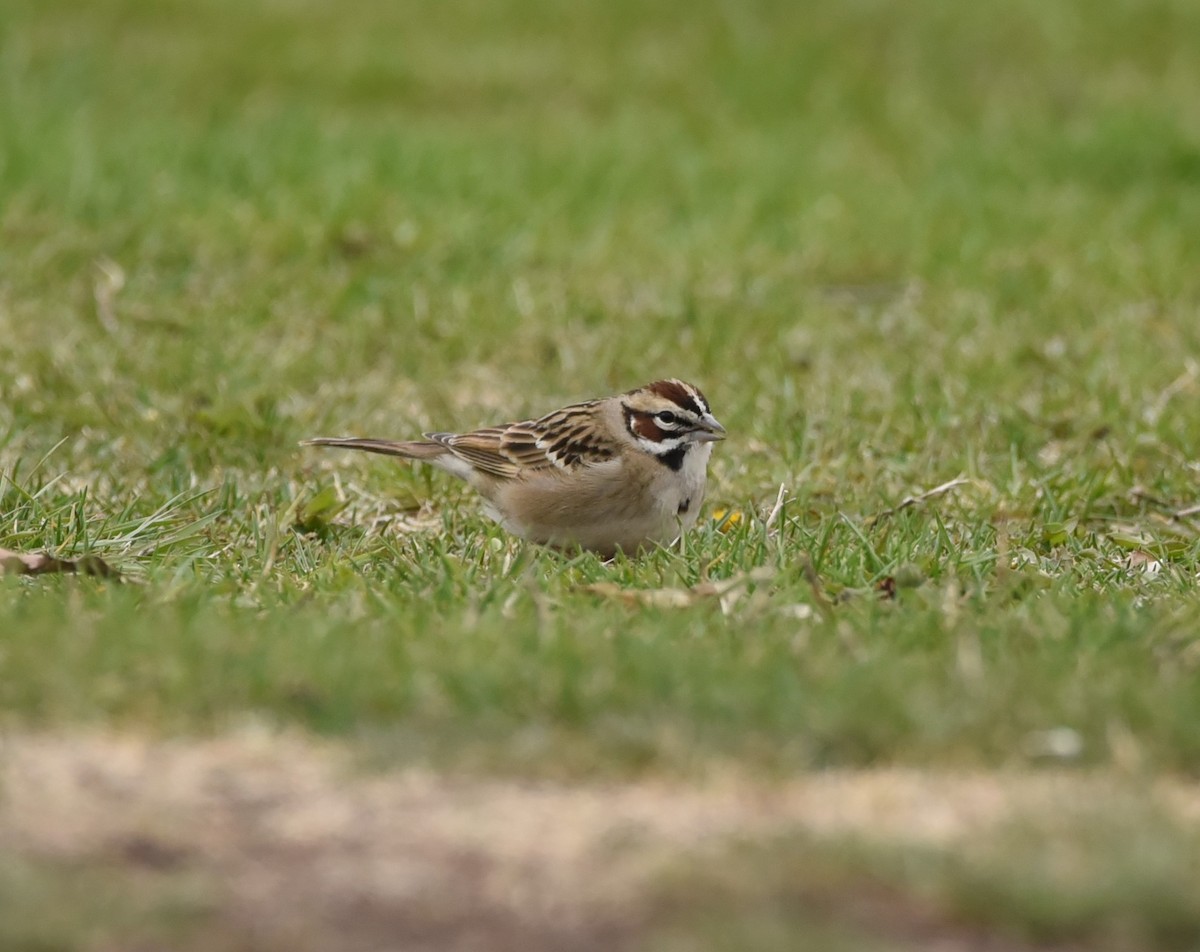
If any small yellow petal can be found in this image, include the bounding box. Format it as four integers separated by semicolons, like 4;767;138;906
712;509;744;532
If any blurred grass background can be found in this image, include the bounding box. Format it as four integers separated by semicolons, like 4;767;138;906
3;0;1200;947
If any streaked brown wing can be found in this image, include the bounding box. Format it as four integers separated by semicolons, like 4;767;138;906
498;422;556;471
506;403;619;471
433;428;520;479
438;402;618;480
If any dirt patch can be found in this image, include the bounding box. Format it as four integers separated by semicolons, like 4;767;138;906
2;731;1198;951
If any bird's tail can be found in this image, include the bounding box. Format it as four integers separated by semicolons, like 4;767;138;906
301;437;447;460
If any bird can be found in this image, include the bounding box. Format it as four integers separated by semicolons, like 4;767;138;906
302;379;725;557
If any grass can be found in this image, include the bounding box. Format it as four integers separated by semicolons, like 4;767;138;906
0;857;212;952
3;0;1200;947
653;796;1200;952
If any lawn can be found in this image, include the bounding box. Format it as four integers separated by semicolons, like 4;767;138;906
3;0;1200;948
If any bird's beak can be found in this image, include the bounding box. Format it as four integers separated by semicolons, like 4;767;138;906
692;414;727;443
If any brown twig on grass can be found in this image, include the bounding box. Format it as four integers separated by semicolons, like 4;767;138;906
798;552;834;619
866;477;969;526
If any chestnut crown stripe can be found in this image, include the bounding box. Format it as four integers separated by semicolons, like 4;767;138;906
641;379;708;417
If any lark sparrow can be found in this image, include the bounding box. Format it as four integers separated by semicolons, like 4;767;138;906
303;379;725;557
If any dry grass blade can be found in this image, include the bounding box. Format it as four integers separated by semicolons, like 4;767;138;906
583;567;774;612
764;483;788;532
583;582;697;609
0;548;119;578
799;552;834;618
866;477;970;525
1143;358;1198;425
92;256;125;335
1126;486;1200;525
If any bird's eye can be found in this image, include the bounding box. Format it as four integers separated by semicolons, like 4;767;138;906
655;410;679;426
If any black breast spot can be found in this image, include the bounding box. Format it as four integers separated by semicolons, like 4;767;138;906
658;446;687;471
